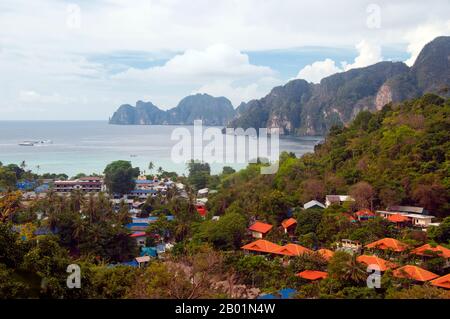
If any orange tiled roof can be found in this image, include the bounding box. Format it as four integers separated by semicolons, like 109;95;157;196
274;243;311;256
317;248;334;261
281;218;297;229
356;255;398;271
387;214;409;223
431;274;450;289
393;265;439;282
412;244;450;259
296;270;328;280
248;221;273;234
365;238;409;252
241;239;281;254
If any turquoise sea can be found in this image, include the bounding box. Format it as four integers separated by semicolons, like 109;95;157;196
0;121;323;177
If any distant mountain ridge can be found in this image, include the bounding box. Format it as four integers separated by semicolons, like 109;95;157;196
110;36;450;135
109;93;236;126
228;36;450;135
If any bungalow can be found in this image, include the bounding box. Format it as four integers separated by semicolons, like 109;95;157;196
356;255;397;271
377;205;435;228
303;200;325;210
281;218;297;234
354;209;376;221
336;239;362;254
296;270;328;281
411;244;450;259
431;274;450;289
274;243;311;257
393;265;439;282
325;195;355;207
135;255;151;268
365;238;409;253
387;214;410;227
130;231;147;247
248;221;273;239
241;239;281;254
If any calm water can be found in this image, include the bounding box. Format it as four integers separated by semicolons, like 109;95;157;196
0;121;323;177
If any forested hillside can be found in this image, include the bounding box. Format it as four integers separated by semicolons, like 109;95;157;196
209;94;450;219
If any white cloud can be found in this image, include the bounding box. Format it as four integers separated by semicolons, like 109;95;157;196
404;22;450;66
296;40;383;83
113;44;274;82
296;58;342;83
342;40;382;71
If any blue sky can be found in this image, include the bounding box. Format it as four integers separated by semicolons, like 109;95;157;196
0;0;448;119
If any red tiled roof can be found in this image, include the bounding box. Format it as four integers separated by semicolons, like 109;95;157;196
411;244;450;259
241;239;281;254
355;209;376;217
274;243;311;256
281;218;297;229
365;238;409;252
249;221;273;234
431;274;450;289
387;214;410;223
356;255;398;271
296;270;328;280
317;249;334;261
130;232;146;238
393;265;439;282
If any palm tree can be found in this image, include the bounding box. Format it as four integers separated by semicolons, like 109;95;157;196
342;255;367;284
148;162;154;174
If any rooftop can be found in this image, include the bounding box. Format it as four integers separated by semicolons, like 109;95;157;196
365;238;409;252
356;255;398;271
249;221;273;234
281;218;297;229
393;265;439;282
274;243;311;256
411;244;450;259
241;239;281;254
431;274;450;289
296;270;328;280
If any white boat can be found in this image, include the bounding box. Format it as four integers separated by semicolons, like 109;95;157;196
19;142;34;146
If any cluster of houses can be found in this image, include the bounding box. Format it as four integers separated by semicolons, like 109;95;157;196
242;220;450;289
304;195;439;230
239;196;448;290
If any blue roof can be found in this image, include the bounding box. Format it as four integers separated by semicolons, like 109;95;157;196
258;288;297;300
35;184;49;193
130;189;157;194
120;260;139;267
135;180;154;184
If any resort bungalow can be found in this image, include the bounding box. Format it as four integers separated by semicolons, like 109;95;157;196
377;205;435;228
393;265;439;282
303;200;325;210
354;209;376;221
54;176;105;193
296;270;328;281
356;255;397;271
273;243;311;257
365;238;409;253
325;195;355;207
248;221;273;239
411;244;450;260
431;274;450;289
241;239;281;255
281;218;297;234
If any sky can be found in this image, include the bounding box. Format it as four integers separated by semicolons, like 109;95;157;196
0;0;449;120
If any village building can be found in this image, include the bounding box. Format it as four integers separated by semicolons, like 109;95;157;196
281;218;297;234
377;205;436;228
54;176;104;193
356;255;397;271
241;239;281;255
248;221;273;239
431;274;450;289
393;265;439;282
365;238;409;253
303;200;325;210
